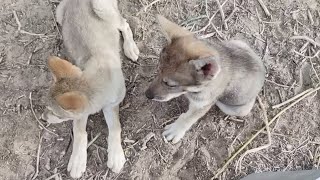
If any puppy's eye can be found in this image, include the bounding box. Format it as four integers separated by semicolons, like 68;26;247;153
163;79;178;88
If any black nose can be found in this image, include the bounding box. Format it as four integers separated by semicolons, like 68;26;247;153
145;89;155;99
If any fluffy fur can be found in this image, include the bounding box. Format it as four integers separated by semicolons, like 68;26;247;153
42;0;139;178
146;15;265;144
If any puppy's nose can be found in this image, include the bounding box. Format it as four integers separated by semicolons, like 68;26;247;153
145;89;155;99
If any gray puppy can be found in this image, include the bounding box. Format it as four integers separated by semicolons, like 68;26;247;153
146;15;265;143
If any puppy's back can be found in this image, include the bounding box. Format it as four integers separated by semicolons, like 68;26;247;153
217;40;265;105
58;0;121;68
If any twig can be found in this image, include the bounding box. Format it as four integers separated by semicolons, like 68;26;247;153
44;173;60;180
87;132;102;149
193;0;229;33
265;79;290;88
47;0;62;38
292;49;320;59
290;36;320;47
13;10;53;37
29;92;58;136
235;96;271;172
13;10;21;31
140;132;155;150
32;135;43;180
307;9;314;25
212;86;320;179
309;59;320;85
256;0;271;17
215;0;228;30
137;0;164;15
272;88;313;109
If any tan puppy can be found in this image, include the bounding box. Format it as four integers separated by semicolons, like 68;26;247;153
42;0;139;178
146;15;265;144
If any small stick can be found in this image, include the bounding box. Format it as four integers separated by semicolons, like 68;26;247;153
193;0;229;33
32;135;43;180
290;36;320;47
265;79;290;88
29;92;58;136
44;173;60;180
235;96;271;172
138;0;164;14
212;86;320;179
87;132;102;149
299;42;310;53
140;132;155;150
225;7;238;23
256;0;271;17
13;11;46;36
215;0;228;30
309;59;320;85
292;49;320;59
272;88;313;109
307;9;314;25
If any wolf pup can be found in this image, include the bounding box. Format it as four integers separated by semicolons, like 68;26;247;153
145;15;265;144
41;0;139;178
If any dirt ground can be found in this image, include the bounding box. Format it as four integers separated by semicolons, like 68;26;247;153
1;0;320;179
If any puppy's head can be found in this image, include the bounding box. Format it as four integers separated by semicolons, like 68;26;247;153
42;56;89;122
145;15;221;102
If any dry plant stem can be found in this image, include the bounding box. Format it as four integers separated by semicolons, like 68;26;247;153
29;92;58;136
293;50;320;59
138;0;164;14
272;88;313;109
44;173;60;180
235;96;271;172
193;0;228;33
32;135;43;180
13;10;46;36
215;0;228;30
290;36;320;47
212;86;320;179
87;132;102;149
256;0;271;17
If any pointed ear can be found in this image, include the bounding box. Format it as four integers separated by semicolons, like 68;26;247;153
55;91;88;112
189;56;221;80
157;15;192;42
48;56;82;81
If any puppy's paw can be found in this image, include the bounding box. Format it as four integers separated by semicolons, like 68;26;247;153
163;122;187;144
123;40;139;61
67;146;87;178
107;145;126;173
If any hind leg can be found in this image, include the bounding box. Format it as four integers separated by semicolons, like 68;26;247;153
92;0;139;61
118;18;139;61
216;99;256;117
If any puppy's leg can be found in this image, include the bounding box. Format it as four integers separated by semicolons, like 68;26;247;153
216;99;256;117
55;0;68;25
91;0;139;61
163;102;212;144
103;105;126;173
118;18;139;61
67;116;88;178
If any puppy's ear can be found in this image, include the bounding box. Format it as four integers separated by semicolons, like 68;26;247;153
157;15;192;42
189;56;221;81
55;91;88;112
48;56;82;81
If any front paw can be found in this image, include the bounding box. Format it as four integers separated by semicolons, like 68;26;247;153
67;147;87;178
107;145;126;173
162;122;187;144
123;40;139;61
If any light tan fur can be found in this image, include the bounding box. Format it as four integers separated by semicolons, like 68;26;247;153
146;15;265;144
42;0;139;178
